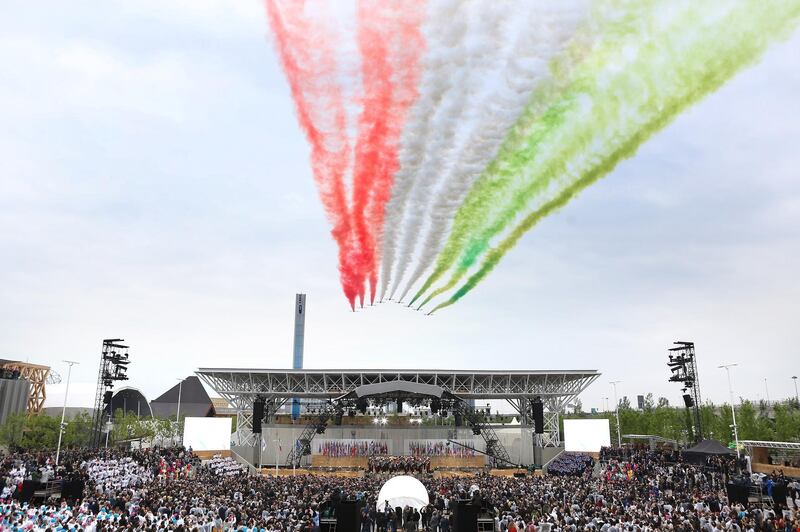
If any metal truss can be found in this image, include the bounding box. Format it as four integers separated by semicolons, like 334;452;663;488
741;440;800;451
453;402;516;467
285;402;338;468
197;369;599;447
198;369;598;399
0;360;52;414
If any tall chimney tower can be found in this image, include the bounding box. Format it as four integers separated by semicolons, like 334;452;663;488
291;294;306;420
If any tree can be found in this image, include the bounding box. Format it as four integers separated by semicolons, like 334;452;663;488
0;413;27;448
63;411;93;448
643;393;655;411
657;397;670;408
773;401;800;442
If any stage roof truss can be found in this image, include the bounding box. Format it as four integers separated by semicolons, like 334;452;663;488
741;440;800;451
198;369;599;401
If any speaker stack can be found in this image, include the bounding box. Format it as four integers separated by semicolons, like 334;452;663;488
252;398;265;434
532;400;544;434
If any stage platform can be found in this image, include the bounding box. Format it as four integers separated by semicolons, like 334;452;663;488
194;450;232;460
261;468;365;478
309;455;486;470
489;468;537;477
431;455;485;468
311;456;368;468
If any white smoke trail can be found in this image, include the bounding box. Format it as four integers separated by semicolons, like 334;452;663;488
398;0;594;301
377;0;467;301
387;1;515;301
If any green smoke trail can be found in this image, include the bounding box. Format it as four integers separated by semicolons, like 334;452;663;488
428;0;800;313
411;0;665;306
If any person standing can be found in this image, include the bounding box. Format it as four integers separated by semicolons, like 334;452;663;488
429;509;440;532
439;512;450;532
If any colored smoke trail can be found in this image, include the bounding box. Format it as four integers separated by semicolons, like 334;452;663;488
265;0;358;308
428;0;800;312
387;1;516;301
378;0;468;302
398;0;592;303
411;0;656;306
349;0;425;305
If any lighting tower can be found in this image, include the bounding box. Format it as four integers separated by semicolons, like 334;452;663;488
667;341;702;443
91;339;130;447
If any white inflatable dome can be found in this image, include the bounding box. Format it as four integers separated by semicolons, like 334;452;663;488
377;475;430;512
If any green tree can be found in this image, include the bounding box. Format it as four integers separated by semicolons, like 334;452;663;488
643;393;655;411
773;401;800;442
20;414;60;450
63;411;93;448
0;413;27;448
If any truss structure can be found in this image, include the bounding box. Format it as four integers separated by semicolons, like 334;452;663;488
198;368;599;448
0;360;52;414
741;440;800;451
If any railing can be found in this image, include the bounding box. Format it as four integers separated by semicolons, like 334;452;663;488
229;447;261;476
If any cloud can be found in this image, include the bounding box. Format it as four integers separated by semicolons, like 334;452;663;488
0;3;797;412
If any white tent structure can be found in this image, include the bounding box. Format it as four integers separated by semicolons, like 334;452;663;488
377;476;430;512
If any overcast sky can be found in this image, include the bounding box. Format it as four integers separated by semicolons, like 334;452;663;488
1;1;799;414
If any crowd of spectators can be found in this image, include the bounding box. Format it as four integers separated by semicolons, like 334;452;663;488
0;367;22;380
1;444;799;530
208;455;246;477
547;454;594;477
368;456;431;474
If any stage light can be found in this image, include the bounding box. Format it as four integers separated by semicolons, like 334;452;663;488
373;418;379;425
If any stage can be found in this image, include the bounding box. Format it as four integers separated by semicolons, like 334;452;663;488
198;367;599;468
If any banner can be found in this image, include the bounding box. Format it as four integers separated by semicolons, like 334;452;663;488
406;439;477;457
314;439;391;457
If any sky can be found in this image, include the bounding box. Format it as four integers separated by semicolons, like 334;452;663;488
1;1;799;414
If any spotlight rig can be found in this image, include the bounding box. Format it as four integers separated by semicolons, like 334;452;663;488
91;339;131;447
667;341;702;443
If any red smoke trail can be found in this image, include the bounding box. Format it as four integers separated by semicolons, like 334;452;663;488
350;0;426;304
265;0;358;308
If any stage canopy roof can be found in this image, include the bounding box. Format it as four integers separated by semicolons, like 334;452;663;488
683;439;735;456
197;368;598;402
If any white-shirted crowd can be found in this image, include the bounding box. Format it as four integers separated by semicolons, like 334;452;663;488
208;455;246;477
1;445;799;531
84;456;154;493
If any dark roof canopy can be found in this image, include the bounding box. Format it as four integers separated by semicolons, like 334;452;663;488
683;439;735;456
339;380;450;401
108;387;153;418
150;376;214;419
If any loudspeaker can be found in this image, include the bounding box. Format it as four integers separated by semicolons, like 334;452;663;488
397;398;403;413
336;501;360;530
17;481;39;503
357;398;368;414
453;501;478;532
334;412;343;425
454;413;463;427
683;394;694;408
103;391;113;405
430;398;440;414
532;400;544;434
252;398;265;434
726;483;749;505
61;480;85;500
